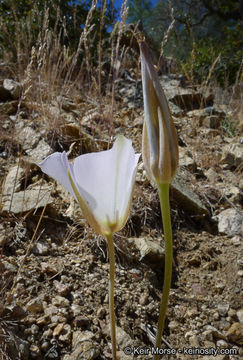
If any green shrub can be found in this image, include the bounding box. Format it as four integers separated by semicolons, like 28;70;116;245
183;22;243;86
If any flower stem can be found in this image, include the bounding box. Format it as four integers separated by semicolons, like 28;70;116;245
154;183;173;360
106;234;117;360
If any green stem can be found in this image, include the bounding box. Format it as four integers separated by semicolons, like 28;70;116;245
154;183;173;360
106;234;117;360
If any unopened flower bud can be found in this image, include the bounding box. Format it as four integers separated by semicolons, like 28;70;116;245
140;41;178;184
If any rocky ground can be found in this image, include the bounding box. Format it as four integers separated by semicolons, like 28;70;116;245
0;72;242;360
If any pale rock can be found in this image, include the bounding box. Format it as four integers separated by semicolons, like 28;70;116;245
53;323;64;337
53;280;70;296
29;345;41;357
41;262;59;274
0;224;6;246
72;331;95;348
204;168;218;184
226;322;243;345
44;304;59;316
202;329;214;342
159;75;214;112
9;114;17;121
32;240;50;255
62;331;100;360
2;165;25;196
116;326;133;349
133;116;143;127
139;293;149;306
191;282;207;296
52;295;70;308
36;315;50;326
17;126;40;151
203;340;216;349
222;184;242;204
231;236;241;246
18;339;29;360
185;307;198;318
59;324;72;343
30;324;39;335
135;162;149;184
40;341;49;352
96;306;106;319
179;146;196;170
217;208;243;236
228;309;237;319
133;237;164;267
205;325;227;340
217;303;230;317
118;73;214;114
71;304;83;318
64;198;83;220
185;330;195;339
14;118;25;130
64;341;99;360
168;100;184;116
236;309;243;324
1;259;18;273
189;334;200;347
47;104;62;118
216;339;228;348
168;320;179;331
26;139;52;160
221;143;243;169
166;87;213;111
172;169;209;216
3;79;22;99
187;107;214;119
1;184;53;214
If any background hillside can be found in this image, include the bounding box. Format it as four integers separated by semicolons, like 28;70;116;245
0;1;242;359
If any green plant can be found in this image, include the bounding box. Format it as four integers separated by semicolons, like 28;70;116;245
220;115;237;137
140;41;179;359
182;21;243;86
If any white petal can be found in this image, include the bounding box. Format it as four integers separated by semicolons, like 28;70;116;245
72;135;140;232
39;152;77;200
39;137;140;236
113;136;140;228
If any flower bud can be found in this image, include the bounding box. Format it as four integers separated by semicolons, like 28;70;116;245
140;41;178;184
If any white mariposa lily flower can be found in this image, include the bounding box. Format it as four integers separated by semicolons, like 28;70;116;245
39;135;140;236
